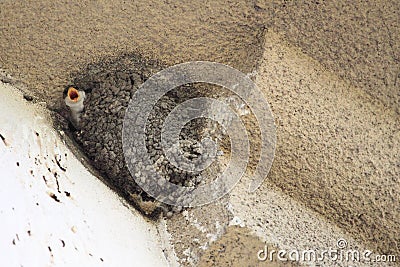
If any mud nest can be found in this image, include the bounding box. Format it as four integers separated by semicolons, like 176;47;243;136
63;54;228;217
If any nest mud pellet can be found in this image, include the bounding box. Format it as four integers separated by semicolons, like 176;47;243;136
65;54;228;217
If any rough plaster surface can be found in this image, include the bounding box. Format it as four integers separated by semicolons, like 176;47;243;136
0;0;264;108
257;31;399;255
256;0;400;114
198;227;295;267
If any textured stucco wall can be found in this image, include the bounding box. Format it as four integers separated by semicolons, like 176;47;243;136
256;0;400;114
0;0;265;108
258;31;399;255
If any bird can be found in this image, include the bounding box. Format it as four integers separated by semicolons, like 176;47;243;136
63;85;86;128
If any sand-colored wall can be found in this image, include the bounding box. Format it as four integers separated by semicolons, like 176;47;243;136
258;31;399;255
0;0;264;108
257;0;400;114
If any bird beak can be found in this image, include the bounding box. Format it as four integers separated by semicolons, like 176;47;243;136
67;87;80;102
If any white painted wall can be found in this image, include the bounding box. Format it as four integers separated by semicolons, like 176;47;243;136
0;82;170;267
